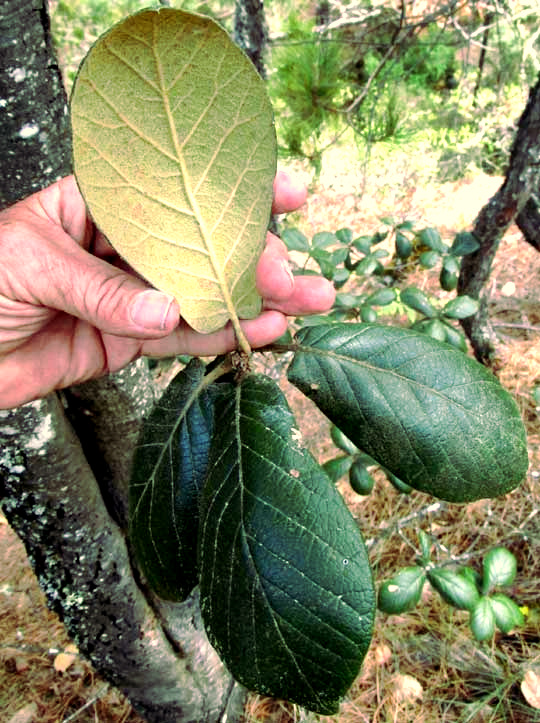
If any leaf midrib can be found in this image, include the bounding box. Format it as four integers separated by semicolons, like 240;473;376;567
131;362;224;523
153;25;250;349
233;383;322;705
295;342;503;416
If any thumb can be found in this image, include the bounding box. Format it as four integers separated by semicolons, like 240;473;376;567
36;244;180;338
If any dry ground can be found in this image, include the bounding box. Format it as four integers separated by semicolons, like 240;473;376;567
1;173;539;723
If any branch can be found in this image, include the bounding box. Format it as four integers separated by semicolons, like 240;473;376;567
0;394;239;721
319;0;465;36
458;72;540;363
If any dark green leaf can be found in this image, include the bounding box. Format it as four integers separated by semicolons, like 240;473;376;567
352;236;373;254
400;286;437;318
331;247;350;265
333;267;351;289
199;374;375;715
442;255;460;274
366;288;397;307
490;593;524;633
423;318;448;342
395;231;413;259
356;256;383;276
311;247;331;264
443;295;479;320
378;567;426;614
129;359;227;601
336;228;353;245
330;424;359;455
360;305;377;323
322;454;354;483
458;566;481;590
441;322;468;351
296;314;334;327
397;220;416;231
312;231;337;248
482;547;517;593
371;230;388;245
418;530;431;563
385;471;412;494
273;328;294;345
470;598;495;641
282;228;310;252
439;257;460;291
427;568;480;610
450;231;480;256
344;252;361;272
287;323;528;502
335;292;361;309
419;250;441;269
418;227;446;253
312;249;336;280
348;460;375;495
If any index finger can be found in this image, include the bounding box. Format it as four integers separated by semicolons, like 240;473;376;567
272;171;308;215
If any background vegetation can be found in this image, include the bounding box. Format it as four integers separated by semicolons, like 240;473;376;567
1;1;539;721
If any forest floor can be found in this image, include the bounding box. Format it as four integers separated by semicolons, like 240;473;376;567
1;171;539;723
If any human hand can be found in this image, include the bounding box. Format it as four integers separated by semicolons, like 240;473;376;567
0;173;334;408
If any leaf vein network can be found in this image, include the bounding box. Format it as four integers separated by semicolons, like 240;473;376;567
246;532;367;629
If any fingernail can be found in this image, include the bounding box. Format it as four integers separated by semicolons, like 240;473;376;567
130;290;178;331
281;259;295;293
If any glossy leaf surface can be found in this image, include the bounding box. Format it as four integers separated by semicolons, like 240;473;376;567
470;597;496;641
427;568;479;610
400;286;437;318
288;323;528;502
482;547;518;593
490;593;524;633
71;9;276;334
199;374;375;714
130;359;227;601
378;567;426;614
348;460;375;495
322;454;353;483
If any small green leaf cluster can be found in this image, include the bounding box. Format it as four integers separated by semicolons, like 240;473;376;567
282;222;480;350
130;321;527;713
324;424;412;496
379;542;524;642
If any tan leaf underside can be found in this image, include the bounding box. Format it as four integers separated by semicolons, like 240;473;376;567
71;8;276;337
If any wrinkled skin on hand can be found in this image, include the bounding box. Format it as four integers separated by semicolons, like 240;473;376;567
0;172;335;408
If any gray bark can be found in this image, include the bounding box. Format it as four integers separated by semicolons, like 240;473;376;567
0;2;244;720
0;393;238;723
0;0;71;208
458;73;540;364
233;0;268;78
516;194;540;251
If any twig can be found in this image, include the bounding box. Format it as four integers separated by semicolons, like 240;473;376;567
364;501;446;549
61;684;109;722
492;322;540;332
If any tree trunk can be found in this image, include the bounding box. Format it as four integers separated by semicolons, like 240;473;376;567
458;73;540;364
0;2;243;720
516;194;540;251
233;0;268;78
472;11;492;106
0;0;71;206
